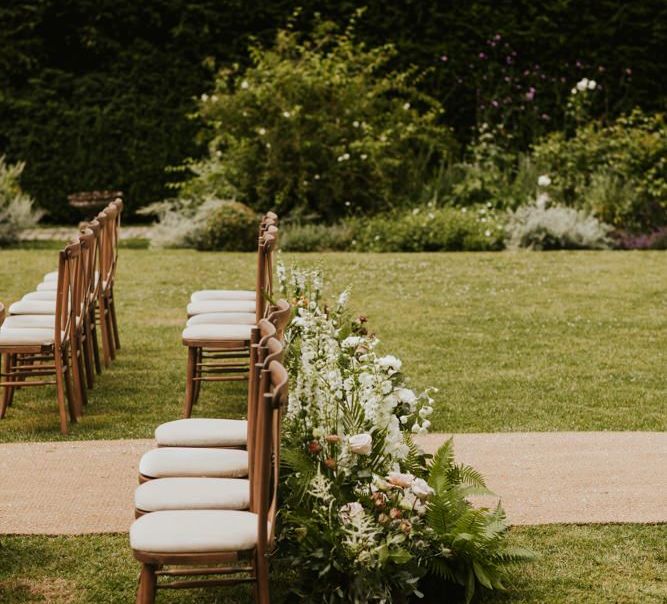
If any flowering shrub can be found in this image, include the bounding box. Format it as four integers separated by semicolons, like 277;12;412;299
532;109;667;231
277;265;532;602
0;156;43;246
350;204;505;252
140;197;258;250
505;189;612;250
176;11;453;221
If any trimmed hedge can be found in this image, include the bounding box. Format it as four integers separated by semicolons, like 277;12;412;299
1;1;665;221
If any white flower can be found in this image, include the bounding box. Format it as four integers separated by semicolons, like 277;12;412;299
411;478;434;500
314;174;320;179
399;415;409;425
240;80;249;89
377;355;402;372
411;422;420;434
571;87;577;95
348;433;372;455
387;471;415;488
461;207;467;213
576;78;589;92
537;174;552;187
403;102;411;110
337;290;350;307
339;501;364;523
360;154;368;160
419;405;433;418
353;120;360;128
397;388;416;404
200;93;209;102
588;79;597;90
341;336;362;349
258;127;266;136
484;229;492;237
420;419;431;431
283;111;291;118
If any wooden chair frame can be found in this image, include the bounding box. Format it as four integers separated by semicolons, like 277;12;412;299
183;298;290;418
0;243;82;433
133;361;288;604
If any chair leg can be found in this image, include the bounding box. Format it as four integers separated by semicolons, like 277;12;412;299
1;353;10;418
183;346;197;418
193;347;203;405
70;336;87;411
90;308;102;375
255;552;270;604
98;297;112;368
54;350;70;435
109;287;121;351
136;564;157;604
82;316;95;389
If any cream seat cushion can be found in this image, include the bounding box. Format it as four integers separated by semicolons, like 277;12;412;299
8;300;56;315
155;418;247;447
36;281;58;291
135;477;249;512
22;291;57;302
43;271;58;282
130;510;264;553
0;328;56;346
191;290;255;302
187;300;255;316
186;312;256;327
182;324;253;343
1;315;55;329
139;447;248;479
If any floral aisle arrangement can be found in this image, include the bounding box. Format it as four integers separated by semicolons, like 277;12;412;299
276;265;533;603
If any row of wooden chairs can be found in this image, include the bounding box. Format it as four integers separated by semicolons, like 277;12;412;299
0;199;123;433
129;213;290;601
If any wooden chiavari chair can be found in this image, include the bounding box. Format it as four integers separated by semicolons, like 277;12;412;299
130;360;288;604
95;208;117;366
0;242;83;433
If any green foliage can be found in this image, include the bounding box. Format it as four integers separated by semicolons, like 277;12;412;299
425;440;535;604
176;12;454;220
195;200;258;251
532;110;667;230
281;222;355;252
1;1;665;220
505;199;612;250
0;156;43;246
351;205;505;252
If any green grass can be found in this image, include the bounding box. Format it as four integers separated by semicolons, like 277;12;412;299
0;525;664;603
0;249;665;441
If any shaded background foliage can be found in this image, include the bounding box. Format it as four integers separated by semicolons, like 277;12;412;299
0;0;665;221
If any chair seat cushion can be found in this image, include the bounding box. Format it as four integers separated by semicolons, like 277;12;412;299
0;328;55;346
36;281;58;292
191;290;256;302
182;324;253;343
22;291;57;301
139;447;248;479
130;510;264;553
1;315;55;329
43;271;58;282
135;477;250;512
155;418;247;447
8;300;56;315
186;312;256;327
187;300;256;316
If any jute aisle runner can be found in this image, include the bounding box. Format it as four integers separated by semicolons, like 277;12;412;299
0;432;665;535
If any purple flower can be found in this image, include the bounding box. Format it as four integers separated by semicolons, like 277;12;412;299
625;67;632;75
494;33;502;41
479;52;487;60
506;56;513;65
491;99;499;107
440;54;448;62
541;113;550;121
576;60;583;68
525;87;536;101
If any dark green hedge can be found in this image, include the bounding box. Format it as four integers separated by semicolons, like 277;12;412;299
1;1;665;221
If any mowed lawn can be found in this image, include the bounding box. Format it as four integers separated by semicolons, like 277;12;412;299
0;248;664;441
0;524;664;603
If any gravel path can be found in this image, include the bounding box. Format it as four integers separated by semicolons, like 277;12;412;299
0;432;664;535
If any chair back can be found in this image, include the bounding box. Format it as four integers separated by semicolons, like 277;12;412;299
77;227;98;313
253;360;289;551
255;233;277;322
54;241;82;349
81;220;102;303
266;299;291;339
